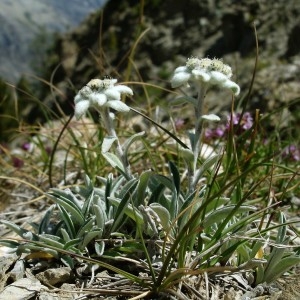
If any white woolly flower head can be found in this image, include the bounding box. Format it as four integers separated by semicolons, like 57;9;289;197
74;78;133;119
171;57;240;96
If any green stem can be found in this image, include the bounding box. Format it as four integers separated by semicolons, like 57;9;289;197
189;84;207;192
101;108;132;178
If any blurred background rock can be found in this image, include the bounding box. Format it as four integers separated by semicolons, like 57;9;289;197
0;0;299;141
0;0;107;82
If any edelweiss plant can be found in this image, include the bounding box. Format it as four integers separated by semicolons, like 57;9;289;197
74;78;132;118
1;54;299;299
171;57;240;191
75;78;134;179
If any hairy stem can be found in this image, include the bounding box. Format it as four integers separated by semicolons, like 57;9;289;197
101;108;132;178
190;84;208;191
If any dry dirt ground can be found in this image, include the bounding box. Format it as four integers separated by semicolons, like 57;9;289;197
1;184;299;300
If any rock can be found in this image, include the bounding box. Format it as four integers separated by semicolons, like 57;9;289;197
35;267;72;286
39;283;77;300
0;277;46;300
0;254;18;291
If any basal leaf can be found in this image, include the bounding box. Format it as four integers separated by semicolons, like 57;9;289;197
58;205;76;239
48;193;84;225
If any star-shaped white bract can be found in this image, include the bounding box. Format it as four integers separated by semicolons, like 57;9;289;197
74;78;133;119
171;57;240;96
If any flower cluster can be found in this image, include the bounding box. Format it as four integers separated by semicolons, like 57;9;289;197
171;57;240;96
74;78;133;119
230;112;254;131
205;112;254;141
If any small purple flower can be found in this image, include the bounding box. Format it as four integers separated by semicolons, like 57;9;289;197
204;112;254;142
204;128;214;140
282;145;300;162
45;146;52;155
21;142;31;151
215;127;226;137
226;112;253;131
204;126;226;141
12;156;24;168
240;112;254;130
174;118;186;131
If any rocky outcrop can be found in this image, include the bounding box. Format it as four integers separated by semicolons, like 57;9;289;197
17;0;300;134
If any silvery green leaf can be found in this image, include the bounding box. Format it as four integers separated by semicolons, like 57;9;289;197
169;161;180;196
64;238;81;250
193;154;222;186
250;241;264;259
149;203;171;230
93;204;107;231
188;130;196;150
95;241;105;256
82;189;94;219
277;212;287;243
96;176;107;185
151;174;174;191
203;205;257;228
38;234;64;249
116;177;138;199
0;239;20;249
264;256;300;283
47;192;84;225
109;174;126;197
122;131;145;159
1;220;33;239
170;96;198;106
263;238;289;280
84;174;93;190
80;230;102;249
236;244;250;262
102;152;125;172
147;176;172;209
134;170;153;206
38;205;55;234
255;264;265;285
18;243;58;258
47;188;82;212
61;256;74;268
102;136;117;153
60;228;71;243
77;217;96;238
109;197;144;226
180;147;194;162
261;213;289;282
108;180;139;232
57;205;76;239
